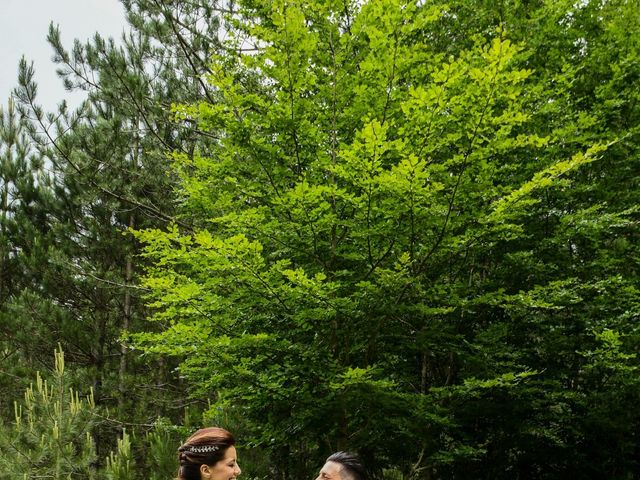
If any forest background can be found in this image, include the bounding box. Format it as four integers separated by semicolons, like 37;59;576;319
0;0;639;479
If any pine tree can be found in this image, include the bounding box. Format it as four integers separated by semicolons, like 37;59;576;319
0;347;99;479
0;97;55;418
6;0;226;450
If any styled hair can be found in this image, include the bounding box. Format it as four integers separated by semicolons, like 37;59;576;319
326;451;366;480
177;427;235;480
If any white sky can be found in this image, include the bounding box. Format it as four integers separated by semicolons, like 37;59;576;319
0;0;127;111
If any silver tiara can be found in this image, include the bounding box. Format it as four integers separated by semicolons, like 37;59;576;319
186;445;219;454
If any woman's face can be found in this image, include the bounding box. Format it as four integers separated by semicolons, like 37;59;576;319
200;446;241;480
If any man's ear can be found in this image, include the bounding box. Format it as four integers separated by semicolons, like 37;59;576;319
200;463;211;478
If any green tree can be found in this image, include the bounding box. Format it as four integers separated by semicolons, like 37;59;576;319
4;0;227;447
0;348;99;479
0;347;177;480
132;0;640;478
0;97;55;418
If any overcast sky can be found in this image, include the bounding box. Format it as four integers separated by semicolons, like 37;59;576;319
1;0;127;111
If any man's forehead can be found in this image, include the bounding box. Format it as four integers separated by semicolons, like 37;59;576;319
321;461;344;477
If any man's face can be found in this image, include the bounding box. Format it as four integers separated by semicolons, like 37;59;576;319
315;461;344;480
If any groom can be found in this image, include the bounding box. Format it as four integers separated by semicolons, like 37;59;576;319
315;451;367;480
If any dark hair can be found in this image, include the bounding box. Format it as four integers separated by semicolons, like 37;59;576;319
326;451;366;480
177;427;235;480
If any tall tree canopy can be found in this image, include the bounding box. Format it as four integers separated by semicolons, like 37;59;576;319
132;0;640;478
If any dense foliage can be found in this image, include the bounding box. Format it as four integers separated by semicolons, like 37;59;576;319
1;0;639;479
133;0;640;478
